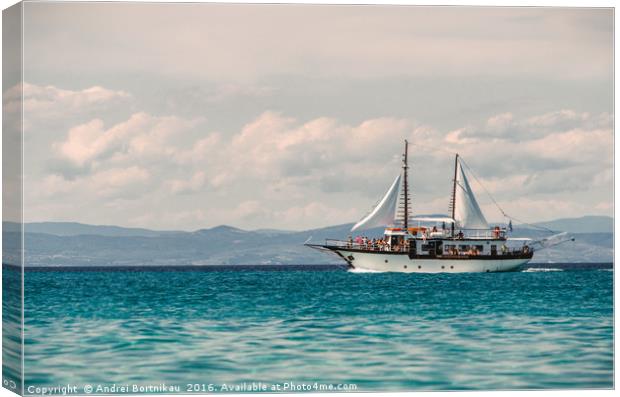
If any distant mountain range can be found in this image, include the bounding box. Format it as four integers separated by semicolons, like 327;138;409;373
2;215;613;267
531;215;613;234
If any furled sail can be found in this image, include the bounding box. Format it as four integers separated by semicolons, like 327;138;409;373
454;160;488;230
351;174;402;232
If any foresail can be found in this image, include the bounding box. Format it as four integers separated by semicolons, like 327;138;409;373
351;174;401;232
454;161;488;230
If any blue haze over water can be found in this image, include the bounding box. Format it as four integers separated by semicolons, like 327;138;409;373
5;264;614;392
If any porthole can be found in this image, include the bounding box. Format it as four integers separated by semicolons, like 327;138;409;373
385;259;388;263
418;265;422;269
404;265;407;269
441;265;445;269
450;266;454;269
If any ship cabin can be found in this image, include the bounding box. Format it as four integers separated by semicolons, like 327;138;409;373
374;225;527;258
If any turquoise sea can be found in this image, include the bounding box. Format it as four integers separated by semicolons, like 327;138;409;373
4;264;614;393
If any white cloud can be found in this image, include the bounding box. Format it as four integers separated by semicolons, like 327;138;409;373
3;83;131;129
53;118;109;167
167;171;208;194
4;82;130;112
15;4;612;231
524;127;612;165
52;112;205;171
91;166;151;193
450;110;613;144
193;112;418;200
30;107;613;230
38;166;151;201
417;110;613;223
441;110;612;173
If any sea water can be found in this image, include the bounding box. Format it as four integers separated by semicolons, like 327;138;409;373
5;264;614;392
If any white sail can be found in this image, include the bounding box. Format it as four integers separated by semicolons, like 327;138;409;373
454;160;488;230
351;174;401;232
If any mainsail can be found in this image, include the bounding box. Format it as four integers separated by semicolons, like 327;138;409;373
351;174;402;232
453;159;488;230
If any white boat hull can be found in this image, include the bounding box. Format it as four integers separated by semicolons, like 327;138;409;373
334;249;530;273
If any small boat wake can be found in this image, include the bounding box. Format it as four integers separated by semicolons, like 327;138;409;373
348;267;387;273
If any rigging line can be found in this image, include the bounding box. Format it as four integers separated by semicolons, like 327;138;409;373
458;158;557;234
505;214;558;234
458;158;507;216
409;141;556;233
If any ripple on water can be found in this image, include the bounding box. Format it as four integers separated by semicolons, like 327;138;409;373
17;267;613;391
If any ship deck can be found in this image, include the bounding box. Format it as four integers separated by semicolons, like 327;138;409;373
306;238;534;261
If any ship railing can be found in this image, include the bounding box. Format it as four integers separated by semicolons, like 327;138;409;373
410;228;507;240
324;239;406;252
324;239;531;256
452;228;507;239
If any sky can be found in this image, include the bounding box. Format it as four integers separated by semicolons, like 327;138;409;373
6;2;614;231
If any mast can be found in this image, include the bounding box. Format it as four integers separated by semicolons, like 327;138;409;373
450;153;459;237
402;140;409;229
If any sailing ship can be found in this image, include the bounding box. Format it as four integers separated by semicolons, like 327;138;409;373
306;140;571;273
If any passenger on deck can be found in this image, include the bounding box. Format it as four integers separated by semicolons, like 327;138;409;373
432;226;437;233
458;230;464;239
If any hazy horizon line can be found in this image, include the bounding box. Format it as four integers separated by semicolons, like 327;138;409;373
3;213;613;234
